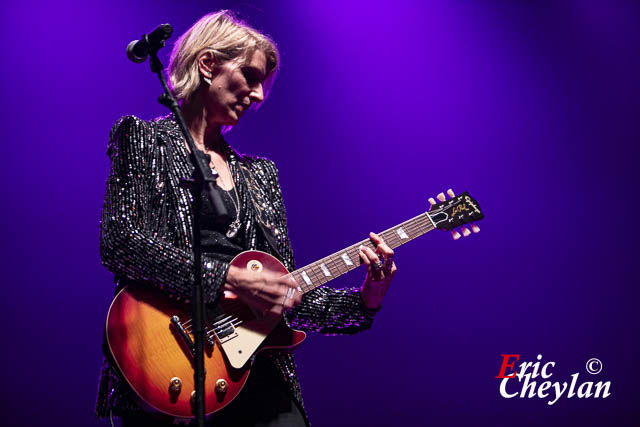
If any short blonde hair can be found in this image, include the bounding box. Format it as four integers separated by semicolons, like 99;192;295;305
168;10;279;104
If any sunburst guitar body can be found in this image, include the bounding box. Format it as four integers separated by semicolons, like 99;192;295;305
106;251;306;419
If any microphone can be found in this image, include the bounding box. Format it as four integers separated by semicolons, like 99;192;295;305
127;24;173;63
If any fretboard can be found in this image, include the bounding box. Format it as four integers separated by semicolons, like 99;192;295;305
285;212;436;294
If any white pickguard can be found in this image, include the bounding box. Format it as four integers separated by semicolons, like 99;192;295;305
220;315;280;369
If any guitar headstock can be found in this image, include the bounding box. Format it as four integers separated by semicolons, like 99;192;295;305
428;189;484;239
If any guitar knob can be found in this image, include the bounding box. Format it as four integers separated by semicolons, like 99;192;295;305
169;377;182;392
216;379;228;394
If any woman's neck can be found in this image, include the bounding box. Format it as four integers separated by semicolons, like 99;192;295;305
181;99;223;153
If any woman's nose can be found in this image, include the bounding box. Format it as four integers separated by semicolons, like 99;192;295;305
250;84;264;103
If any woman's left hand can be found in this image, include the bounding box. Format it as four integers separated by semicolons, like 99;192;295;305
359;232;397;310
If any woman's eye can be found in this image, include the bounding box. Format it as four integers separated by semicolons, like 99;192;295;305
242;69;263;85
242;70;255;82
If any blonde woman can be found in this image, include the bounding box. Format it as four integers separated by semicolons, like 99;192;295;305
96;11;397;426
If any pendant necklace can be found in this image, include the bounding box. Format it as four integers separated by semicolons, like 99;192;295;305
224;157;241;238
206;147;241;239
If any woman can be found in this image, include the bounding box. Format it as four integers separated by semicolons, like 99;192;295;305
96;11;397;426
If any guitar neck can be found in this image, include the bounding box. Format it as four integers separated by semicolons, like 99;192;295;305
285;212;437;294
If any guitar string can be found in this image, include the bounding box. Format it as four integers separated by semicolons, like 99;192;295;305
293;215;435;293
296;213;436;292
175;205;478;343
182;298;251;333
180;214;437;330
162;206;476;352
293;215;433;287
193;204;478;323
182;320;244;345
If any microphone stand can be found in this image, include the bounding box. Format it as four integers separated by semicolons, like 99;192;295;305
144;46;229;427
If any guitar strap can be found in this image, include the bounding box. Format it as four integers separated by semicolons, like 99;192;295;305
257;220;283;260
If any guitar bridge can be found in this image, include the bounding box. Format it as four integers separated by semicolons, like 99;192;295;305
171;315;216;351
170;315;194;354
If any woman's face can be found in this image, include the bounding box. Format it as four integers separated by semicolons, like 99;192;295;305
203;49;267;127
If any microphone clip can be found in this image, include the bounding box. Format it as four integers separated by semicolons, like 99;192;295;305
127;24;173;63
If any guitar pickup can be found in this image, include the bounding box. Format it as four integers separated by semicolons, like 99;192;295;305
217;324;235;339
210;314;239;344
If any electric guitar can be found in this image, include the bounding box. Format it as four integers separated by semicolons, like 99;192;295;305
105;190;484;419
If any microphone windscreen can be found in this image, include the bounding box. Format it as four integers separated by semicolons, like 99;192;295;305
126;40;147;63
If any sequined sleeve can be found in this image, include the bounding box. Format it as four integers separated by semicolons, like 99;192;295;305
100;116;228;303
261;159;378;335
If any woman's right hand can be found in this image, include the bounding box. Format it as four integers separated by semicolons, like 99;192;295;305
224;265;303;317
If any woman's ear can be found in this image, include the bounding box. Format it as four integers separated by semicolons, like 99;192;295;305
197;51;217;83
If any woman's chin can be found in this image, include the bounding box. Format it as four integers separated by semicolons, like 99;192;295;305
215;115;240;127
227;111;242;125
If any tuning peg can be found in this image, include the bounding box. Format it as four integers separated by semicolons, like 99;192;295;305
471;223;480;233
461;226;471;237
428;197;437;206
446;189;455;198
437;192;446;202
451;230;461;240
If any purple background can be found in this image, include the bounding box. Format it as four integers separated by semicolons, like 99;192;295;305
2;0;638;425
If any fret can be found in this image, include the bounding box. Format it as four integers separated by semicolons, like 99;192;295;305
378;231;392;247
296;272;312;293
328;253;347;275
308;263;325;286
327;254;344;276
300;270;313;286
305;262;329;287
319;262;331;277
290;272;304;292
344;247;362;273
330;253;348;276
340;252;354;267
395;227;409;240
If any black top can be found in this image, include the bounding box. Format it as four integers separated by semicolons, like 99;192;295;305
201;186;246;262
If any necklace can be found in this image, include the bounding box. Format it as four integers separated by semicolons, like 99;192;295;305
203;144;241;238
223;157;241;238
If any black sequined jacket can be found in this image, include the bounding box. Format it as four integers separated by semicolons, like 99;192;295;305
96;115;378;422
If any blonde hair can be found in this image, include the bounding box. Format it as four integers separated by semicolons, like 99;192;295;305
168;10;279;104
